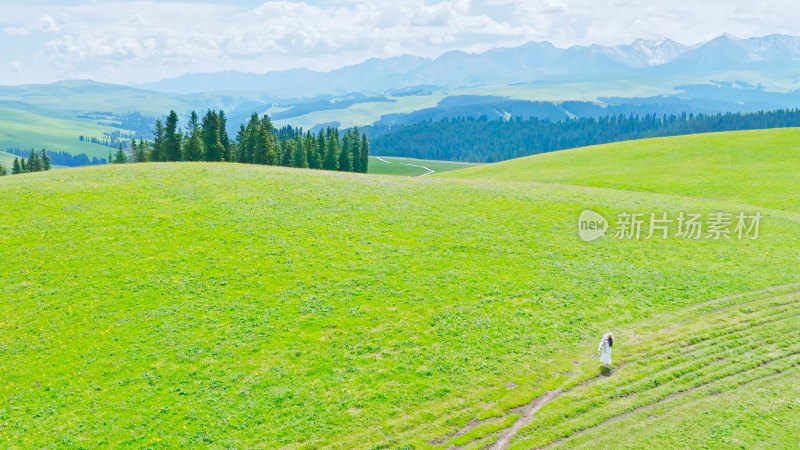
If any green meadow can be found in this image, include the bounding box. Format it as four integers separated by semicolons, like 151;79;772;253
368;156;480;176
1;129;798;448
0;102;120;159
438;128;800;212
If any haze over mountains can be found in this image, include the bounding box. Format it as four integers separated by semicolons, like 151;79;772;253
137;34;800;96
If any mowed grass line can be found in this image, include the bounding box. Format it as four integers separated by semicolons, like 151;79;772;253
1;163;798;447
437;128;800;212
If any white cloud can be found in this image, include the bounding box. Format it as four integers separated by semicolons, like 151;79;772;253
0;0;799;84
38;15;60;33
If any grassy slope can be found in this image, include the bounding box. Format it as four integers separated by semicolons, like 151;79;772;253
1;161;798;448
0;150;21;171
0;102;120;159
368;156;480;176
437;128;800;212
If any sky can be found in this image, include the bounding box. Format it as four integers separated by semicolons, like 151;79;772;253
1;0;799;85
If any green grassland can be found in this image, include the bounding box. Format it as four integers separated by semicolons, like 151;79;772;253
438;128;800;212
1;129;798;447
0;102;121;159
0;150;21;171
368;156;480;176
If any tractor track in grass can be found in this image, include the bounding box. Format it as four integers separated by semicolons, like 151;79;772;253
540;354;800;448
430;287;800;449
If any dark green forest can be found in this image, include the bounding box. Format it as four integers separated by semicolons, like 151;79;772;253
368;108;800;162
117;110;369;173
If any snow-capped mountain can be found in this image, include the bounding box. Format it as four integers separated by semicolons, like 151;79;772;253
138;34;800;96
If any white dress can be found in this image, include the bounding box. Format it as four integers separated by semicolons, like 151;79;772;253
598;337;612;365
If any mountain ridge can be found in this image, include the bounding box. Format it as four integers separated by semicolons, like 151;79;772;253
135;34;800;96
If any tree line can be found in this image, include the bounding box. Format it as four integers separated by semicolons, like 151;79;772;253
367;108;800;163
1;149;52;176
5;147;106;167
111;110;369;173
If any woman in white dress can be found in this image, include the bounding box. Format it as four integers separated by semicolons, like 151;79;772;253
598;333;613;367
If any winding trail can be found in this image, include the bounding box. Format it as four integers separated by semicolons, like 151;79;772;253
374;156;435;176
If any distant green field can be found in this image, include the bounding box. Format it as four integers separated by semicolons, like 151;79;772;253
1;154;797;447
438;128;800;212
368;155;480;176
0;102;120;159
0;150;21;171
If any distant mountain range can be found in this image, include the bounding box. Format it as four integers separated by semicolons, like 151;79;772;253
138;34;800;96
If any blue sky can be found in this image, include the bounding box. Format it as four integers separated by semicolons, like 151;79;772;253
1;0;799;85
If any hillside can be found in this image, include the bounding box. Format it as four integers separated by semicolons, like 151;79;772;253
1;158;798;447
437;128;800;211
0;102;123;159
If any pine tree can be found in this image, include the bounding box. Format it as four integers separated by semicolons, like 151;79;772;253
292;135;308;168
132;138;147;162
182;111;204;161
41;149;51;171
323;128;339;170
164;110;182;161
202;110;222;162
28;149;42;172
219;110;232;161
280;139;292;167
306;132;321;169
114;143;128;164
0;163;6;176
21;158;29;172
152;118;166;161
108;150;113;164
183;127;205;162
339;131;353;172
360;132;370;173
12;158;21;174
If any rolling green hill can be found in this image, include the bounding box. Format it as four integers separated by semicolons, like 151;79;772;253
0;102;121;159
437;128;800;212
0;150;21;171
1;129;798;447
368;156;481;176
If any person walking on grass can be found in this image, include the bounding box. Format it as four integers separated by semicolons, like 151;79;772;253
598;333;613;368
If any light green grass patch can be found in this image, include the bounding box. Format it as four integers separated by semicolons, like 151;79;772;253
368;156;481;176
438;128;800;211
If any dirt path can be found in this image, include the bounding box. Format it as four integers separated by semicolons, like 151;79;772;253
373;156;435;176
490;389;562;450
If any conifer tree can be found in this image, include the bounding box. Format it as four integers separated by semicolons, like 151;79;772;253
108;150;113;164
183;111;204;161
219;110;232;161
152;118;166;161
360;131;370;173
27;149;42;172
12;158;21;174
0;163;6;176
41;149;51;171
202;110;222;162
339;131;353;172
306;132;321;169
20;158;28;173
164;110;182;161
292;135;308;168
280;138;292;167
114;143;128;164
323;128;339;170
